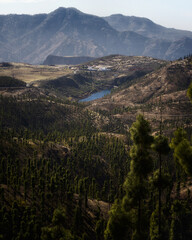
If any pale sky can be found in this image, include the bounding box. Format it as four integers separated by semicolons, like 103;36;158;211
0;0;192;31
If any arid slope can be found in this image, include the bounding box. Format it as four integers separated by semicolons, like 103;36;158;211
87;58;192;131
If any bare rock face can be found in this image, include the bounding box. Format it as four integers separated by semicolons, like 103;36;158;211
1;7;192;64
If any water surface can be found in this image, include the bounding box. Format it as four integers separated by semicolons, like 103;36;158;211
79;89;111;102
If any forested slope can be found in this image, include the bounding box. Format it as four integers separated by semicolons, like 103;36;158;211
1;56;192;240
0;94;130;240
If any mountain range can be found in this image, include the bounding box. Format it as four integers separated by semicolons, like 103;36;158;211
0;7;192;64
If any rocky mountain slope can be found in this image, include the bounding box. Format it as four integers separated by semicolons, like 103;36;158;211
87;57;192;132
1;7;192;64
104;14;192;41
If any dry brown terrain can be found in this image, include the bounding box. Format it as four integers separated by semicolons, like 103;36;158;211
1;56;191;133
0;62;73;84
0;55;166;101
86;58;192;133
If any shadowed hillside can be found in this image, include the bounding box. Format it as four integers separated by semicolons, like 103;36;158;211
43;55;95;65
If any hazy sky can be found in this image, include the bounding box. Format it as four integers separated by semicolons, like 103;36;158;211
0;0;192;31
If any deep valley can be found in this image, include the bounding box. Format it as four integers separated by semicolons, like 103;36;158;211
1;53;192;240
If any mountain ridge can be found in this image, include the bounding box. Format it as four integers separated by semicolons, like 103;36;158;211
0;7;192;64
104;14;192;41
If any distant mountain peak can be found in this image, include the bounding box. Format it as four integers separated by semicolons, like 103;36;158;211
51;7;84;15
104;14;192;41
0;8;192;64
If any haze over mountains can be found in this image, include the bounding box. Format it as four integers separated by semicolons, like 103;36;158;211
0;7;192;64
